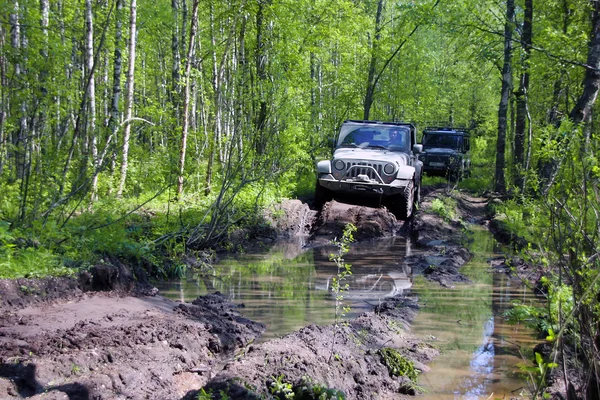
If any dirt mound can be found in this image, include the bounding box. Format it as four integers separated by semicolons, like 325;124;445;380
0;292;264;399
309;200;404;245
0;256;155;314
406;187;480;286
193;296;437;400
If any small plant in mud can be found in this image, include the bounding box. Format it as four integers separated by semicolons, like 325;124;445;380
196;388;212;400
71;363;81;375
328;223;357;363
269;375;294;399
378;347;418;382
517;351;559;398
295;376;346;399
430;196;458;222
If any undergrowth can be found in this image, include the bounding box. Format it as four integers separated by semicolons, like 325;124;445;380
0;184;284;280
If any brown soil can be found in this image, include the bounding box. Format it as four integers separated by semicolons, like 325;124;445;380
0;185;492;400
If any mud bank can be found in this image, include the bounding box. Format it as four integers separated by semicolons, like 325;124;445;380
0;185;482;400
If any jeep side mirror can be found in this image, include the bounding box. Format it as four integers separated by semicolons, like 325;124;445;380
413;144;423;154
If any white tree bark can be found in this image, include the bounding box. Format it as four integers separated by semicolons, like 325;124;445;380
86;0;99;203
176;0;200;197
117;0;138;198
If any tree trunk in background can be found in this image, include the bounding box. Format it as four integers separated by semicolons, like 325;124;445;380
538;0;600;196
177;0;200;197
117;0;137;198
86;0;99;203
254;0;271;154
513;0;531;193
0;25;5;176
107;0;124;195
494;0;514;194
171;0;181;114
10;1;24;181
363;0;384;121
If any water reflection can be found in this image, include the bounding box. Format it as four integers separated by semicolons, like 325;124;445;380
156;229;535;397
412;227;536;399
313;237;413;303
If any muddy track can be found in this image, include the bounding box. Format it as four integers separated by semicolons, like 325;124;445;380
0;185;489;400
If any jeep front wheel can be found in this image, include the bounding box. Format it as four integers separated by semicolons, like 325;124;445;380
388;181;414;220
314;181;333;209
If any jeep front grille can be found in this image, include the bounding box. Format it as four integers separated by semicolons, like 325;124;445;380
343;162;384;181
427;155;449;164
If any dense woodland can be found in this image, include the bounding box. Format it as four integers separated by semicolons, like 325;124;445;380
1;0;600;397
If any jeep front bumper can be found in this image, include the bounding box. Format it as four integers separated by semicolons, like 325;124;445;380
317;174;410;196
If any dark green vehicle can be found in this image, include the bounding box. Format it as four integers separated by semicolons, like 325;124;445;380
419;127;471;179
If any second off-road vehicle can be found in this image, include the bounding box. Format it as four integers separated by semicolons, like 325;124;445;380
315;120;423;220
419;127;471;179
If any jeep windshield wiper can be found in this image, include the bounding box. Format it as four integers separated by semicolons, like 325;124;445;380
339;143;359;148
367;145;387;149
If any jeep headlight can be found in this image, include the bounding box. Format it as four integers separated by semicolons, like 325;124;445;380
383;163;396;175
334;160;345;171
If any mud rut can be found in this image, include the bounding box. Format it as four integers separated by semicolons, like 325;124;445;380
0;186;498;400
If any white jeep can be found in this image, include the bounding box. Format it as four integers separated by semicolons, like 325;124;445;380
315;120;423;219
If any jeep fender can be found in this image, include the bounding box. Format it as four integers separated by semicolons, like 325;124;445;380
396;165;415;181
317;160;332;174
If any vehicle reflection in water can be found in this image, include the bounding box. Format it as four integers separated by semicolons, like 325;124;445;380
313;237;413;306
156;229;535;398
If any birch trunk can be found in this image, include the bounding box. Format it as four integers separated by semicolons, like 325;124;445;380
86;0;98;203
176;0;200;197
107;0;124;194
171;0;181;112
117;0;138;198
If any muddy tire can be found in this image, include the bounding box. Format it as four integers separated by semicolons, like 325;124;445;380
314;181;333;209
414;179;421;207
388;181;414;220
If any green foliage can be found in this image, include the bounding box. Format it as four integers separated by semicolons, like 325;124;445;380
329;224;357;326
517;352;558;398
295;376;346;400
491;198;549;245
327;223;357;363
378;347;418;382
504;302;548;331
269;375;295;399
430;196;458;222
196;388;213;400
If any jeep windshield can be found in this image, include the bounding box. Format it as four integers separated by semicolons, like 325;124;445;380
422;134;463;149
337;125;410;153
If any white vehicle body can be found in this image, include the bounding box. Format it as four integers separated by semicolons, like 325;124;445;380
315;120;423;219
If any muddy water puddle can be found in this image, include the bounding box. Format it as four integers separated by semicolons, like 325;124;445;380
157;229;537;398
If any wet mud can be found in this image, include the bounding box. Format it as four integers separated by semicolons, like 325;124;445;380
0;185;494;400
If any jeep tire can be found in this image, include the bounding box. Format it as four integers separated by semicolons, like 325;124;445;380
388;181;414;220
314;181;333;209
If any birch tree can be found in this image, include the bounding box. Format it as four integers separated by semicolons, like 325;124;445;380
177;0;200;197
117;0;138;198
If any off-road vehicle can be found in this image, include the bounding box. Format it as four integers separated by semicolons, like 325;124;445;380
419;127;471;179
315;120;423;220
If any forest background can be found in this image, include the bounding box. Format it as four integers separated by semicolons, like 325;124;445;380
1;0;600;396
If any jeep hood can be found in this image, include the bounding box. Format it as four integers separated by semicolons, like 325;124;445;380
333;148;410;166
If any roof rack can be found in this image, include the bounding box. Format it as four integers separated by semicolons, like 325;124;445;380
344;119;415;127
